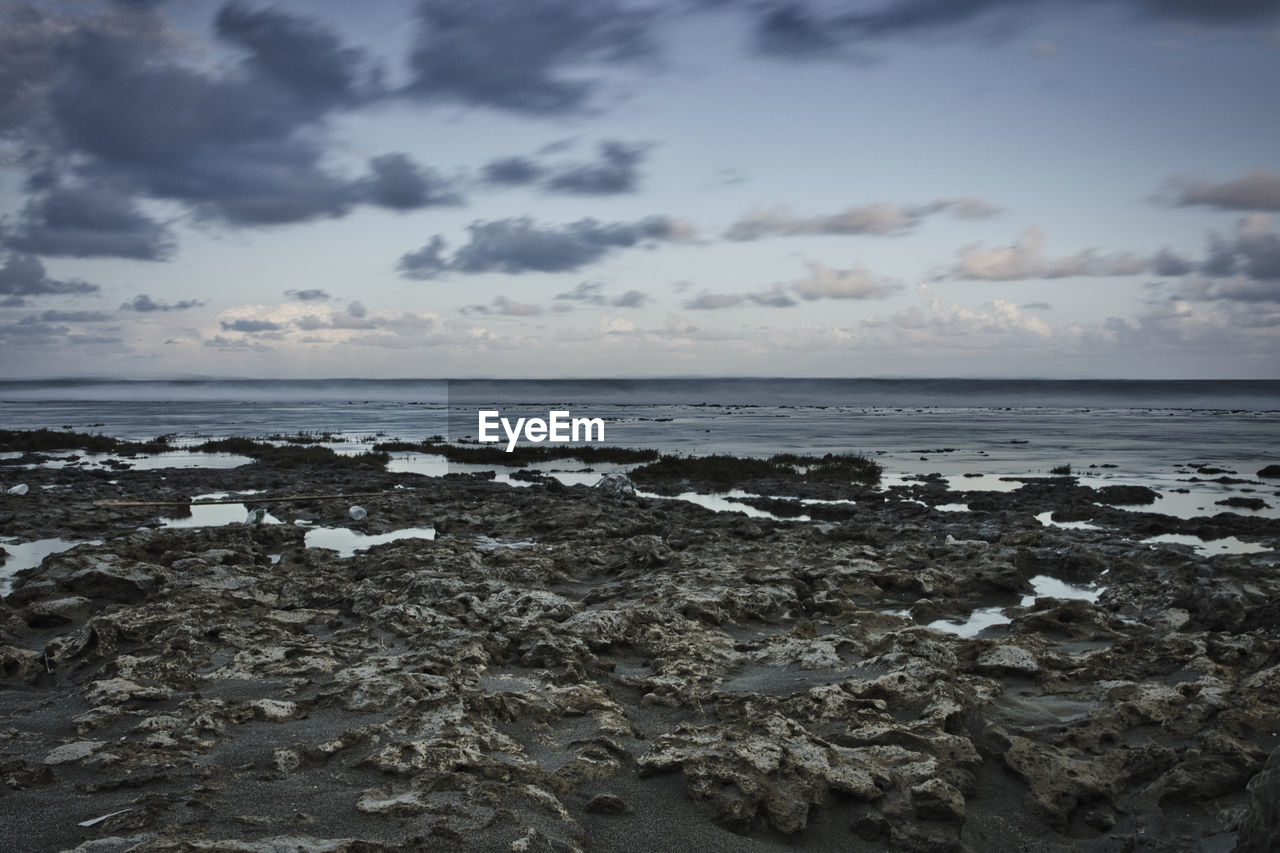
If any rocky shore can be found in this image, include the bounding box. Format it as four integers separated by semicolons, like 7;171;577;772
2;453;1280;851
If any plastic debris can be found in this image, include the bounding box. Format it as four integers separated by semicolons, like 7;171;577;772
245;507;267;525
593;472;636;497
349;505;368;521
6;484;28;496
78;808;135;828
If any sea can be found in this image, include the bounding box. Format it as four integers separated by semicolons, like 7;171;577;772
1;377;1279;518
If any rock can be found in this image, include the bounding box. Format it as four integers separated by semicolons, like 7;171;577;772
244;699;303;722
1256;464;1280;479
1216;497;1268;511
65;564;159;603
84;678;171;705
0;644;45;684
583;793;629;815
975;645;1039;676
909;777;965;822
1094;484;1160;505
43;739;106;765
638;714;887;834
22;595;92;627
1235;745;1280;852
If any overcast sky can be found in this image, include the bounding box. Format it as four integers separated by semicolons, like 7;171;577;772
1;0;1278;379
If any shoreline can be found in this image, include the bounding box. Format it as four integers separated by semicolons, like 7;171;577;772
1;438;1279;851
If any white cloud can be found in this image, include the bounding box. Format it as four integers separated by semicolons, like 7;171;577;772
953;227;1150;280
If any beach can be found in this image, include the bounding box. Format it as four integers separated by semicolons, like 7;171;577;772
2;395;1279;851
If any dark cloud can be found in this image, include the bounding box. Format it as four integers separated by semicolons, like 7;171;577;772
1191;216;1280;281
1153;248;1194;276
1202;233;1238;277
1149;215;1280;304
284;289;331;302
1166;169;1280;212
553;281;650;307
0;3;394;235
748;285;797;307
398;216;691;278
481;157;545;186
0;253;98;297
1236;214;1280;280
214;2;378;106
746;1;1280;58
38;309;111;322
120;294;201;312
4;185;173;260
42;17;368;226
405;0;655;115
220;318;282;333
684;291;744;310
463;295;544;316
555;282;607;304
67;333;123;345
204;334;272;350
611;289;650;308
363;153;462;210
480;140;649;195
726;197;1001;241
546;141;647;195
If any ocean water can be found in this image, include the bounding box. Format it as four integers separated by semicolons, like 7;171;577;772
1;378;1278;506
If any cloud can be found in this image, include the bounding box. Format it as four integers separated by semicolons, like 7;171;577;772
284;289;331;302
362;153;462;210
0;2;404;241
1153;248;1195;276
404;0;655;115
42;8;377;226
464;296;544;316
480;140;649;195
37;309;112;323
871;285;1054;341
745;1;1280;59
1236;212;1280;280
748;285;798;307
791;261;898;299
204;334;272;351
120;294;202;312
213;2;379;106
553;281;650;307
951;227;1149;280
724;197;1001;241
0;253;99;298
546;141;647;195
482;157;545;186
3;185;173;260
611;289;650;308
684;291;744;310
1164;169;1280;212
220;318;283;333
398;215;692;278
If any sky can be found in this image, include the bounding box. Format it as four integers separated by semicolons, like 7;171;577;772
1;0;1278;380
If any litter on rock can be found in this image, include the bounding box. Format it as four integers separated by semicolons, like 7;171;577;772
593;472;636;496
77;808;135;828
